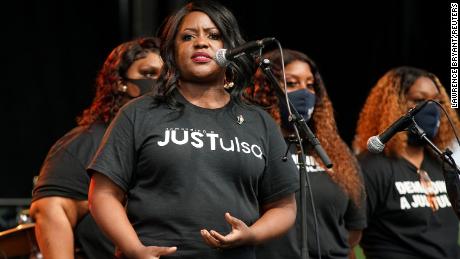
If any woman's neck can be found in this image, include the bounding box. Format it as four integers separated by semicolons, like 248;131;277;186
401;144;425;169
178;80;230;109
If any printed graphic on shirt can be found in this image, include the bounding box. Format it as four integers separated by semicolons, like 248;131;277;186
157;128;264;159
395;180;452;210
291;154;324;172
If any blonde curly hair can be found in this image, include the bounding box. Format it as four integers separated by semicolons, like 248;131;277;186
353;66;460;157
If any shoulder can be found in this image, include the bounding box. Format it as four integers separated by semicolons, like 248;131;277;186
119;95;157;114
50;125;100;152
119;95;173;120
357;152;397;178
66;123;107;150
40;124;108;167
358;152;392;167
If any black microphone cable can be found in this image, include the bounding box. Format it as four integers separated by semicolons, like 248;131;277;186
431;100;460;147
272;39;322;259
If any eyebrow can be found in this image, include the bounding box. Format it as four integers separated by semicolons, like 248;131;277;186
182;27;219;32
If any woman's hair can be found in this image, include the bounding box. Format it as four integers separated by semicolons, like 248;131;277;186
353;66;460;157
77;37;161;126
155;0;255;108
247;49;364;206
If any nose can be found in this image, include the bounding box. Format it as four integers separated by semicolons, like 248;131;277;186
193;35;209;48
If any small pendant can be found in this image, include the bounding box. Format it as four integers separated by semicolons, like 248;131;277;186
237;115;244;125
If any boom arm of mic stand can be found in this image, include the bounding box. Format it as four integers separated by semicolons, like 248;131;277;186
260;59;333;168
410;121;459;170
410;120;460;219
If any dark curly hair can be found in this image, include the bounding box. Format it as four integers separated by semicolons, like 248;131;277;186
247;49;364;206
353;66;460;157
77;37;161;126
155;0;255;109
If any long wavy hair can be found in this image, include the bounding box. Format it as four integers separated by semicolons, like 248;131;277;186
353;66;460;157
77;37;161;126
155;0;255;108
247;49;364;206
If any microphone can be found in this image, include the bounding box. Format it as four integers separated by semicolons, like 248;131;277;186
367;100;429;153
215;37;276;67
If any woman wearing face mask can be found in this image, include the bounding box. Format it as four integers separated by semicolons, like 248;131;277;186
30;37;163;259
247;49;366;259
353;66;460;259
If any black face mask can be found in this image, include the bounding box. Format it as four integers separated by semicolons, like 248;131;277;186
278;89;316;131
407;102;441;146
125;78;157;95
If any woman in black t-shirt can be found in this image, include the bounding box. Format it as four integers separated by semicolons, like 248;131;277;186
30;37;163;258
247;49;366;259
353;66;460;259
87;1;299;258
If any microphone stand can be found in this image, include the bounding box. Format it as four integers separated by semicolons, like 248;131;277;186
409;120;460;218
409;120;459;170
259;58;333;259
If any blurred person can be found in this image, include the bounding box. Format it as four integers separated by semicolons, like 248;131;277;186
30;37;163;259
247;49;366;259
353;66;460;258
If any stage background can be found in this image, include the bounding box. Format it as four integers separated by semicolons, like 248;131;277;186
1;0;453;201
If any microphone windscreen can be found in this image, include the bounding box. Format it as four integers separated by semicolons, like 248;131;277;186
215;49;229;67
367;136;385;153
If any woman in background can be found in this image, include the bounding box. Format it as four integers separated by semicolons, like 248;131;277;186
353;66;460;259
248;49;366;259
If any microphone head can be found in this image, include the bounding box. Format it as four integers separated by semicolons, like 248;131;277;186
215;49;229;67
367;136;385;153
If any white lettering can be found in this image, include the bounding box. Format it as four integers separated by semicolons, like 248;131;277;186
157;130;170;146
403;181;416;194
234;137;241;152
190;132;204;148
401;197;411;210
251;144;263;159
395;182;406;194
171;130;188;145
157;128;265;159
241;142;251;154
220;138;235;152
206;133;219;150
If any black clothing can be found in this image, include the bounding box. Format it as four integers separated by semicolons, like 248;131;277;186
256;152;366;259
32;122;114;259
88;92;299;259
359;152;459;259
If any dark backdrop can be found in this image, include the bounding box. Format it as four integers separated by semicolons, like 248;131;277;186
1;0;452;198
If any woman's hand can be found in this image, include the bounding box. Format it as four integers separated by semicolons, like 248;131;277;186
128;245;177;259
200;212;255;249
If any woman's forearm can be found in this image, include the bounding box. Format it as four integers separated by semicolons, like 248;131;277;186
30;197;82;259
88;173;143;257
250;194;296;244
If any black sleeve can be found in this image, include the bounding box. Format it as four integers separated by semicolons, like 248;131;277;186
442;166;460;220
258;116;299;204
358;154;389;220
87;111;135;192
344;192;367;230
33;147;89;202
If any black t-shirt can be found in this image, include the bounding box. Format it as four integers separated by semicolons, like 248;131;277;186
88;91;299;259
359;152;459;259
443;166;460;220
32;122;114;259
256;148;367;259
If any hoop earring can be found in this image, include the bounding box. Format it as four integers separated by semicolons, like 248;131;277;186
223;81;234;89
118;84;128;92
